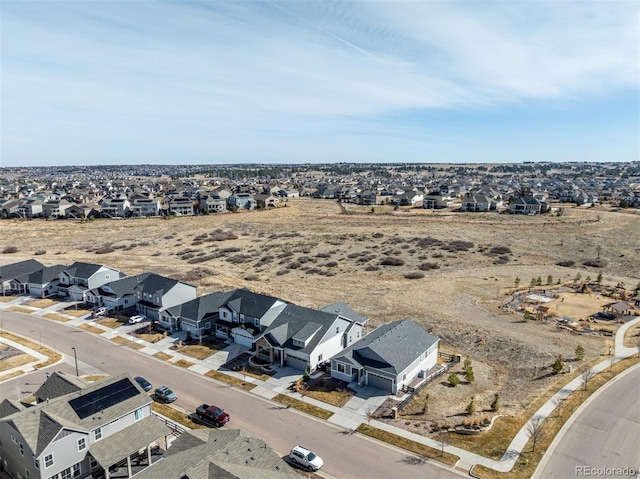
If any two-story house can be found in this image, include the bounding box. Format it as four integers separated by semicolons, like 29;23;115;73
85;273;151;311
198;194;227;214
100;197;131;218
254;302;368;372
162;290;234;337
27;264;67;298
130;198;160;217
57;262;125;301
227;193;257;211
134;273;197;323
0;373;172;479
0;259;44;296
167;197;194;216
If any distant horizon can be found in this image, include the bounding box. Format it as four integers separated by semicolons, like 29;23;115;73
1;1;638;167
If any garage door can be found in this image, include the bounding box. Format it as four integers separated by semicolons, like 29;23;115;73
367;372;394;393
286;355;308;372
232;329;254;347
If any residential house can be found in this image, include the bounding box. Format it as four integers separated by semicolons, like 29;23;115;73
213;289;288;346
85;273;151;311
0;373;172;479
16;197;44;218
255;303;367;372
253;193;280;209
162;291;234;337
100;197;131;218
34;371;88;403
198;194;227;214
130;198;161;217
227;193;256;211
58;262;125;301
509;196;549;215
423;192;454;209
42;199;73;219
28;264;67;298
64;203;101;220
168;196;194;216
330;319;439;394
134;428;299;479
0;259;44;295
134;273;197;323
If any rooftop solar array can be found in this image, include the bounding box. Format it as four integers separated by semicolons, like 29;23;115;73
69;378;140;419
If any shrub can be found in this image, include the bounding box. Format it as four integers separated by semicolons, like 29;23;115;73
372;232;384;238
582;259;607;268
209;229;238;241
364;265;380;271
490;393;500;412
418;262;440;271
34;249;46;255
95;247;115;254
326;261;338;268
488;246;512;255
443;240;474;252
404;272;425;280
556;260;575;267
315;252;332;258
448;373;460;387
380;257;405;266
2;246;18;254
244;274;259;281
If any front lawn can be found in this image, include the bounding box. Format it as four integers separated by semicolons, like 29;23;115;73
205;370;256;391
177;344;220;360
272;394;334;420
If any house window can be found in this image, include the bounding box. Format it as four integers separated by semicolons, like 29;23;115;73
336;327;339;333
25;470;30;479
125;299;129;304
205;322;211;330
254;319;259;327
357;331;360;338
11;435;16;443
73;464;81;477
20;443;24;456
134;408;143;421
44;453;54;468
337;364;346;373
349;336;352;343
318;354;323;362
89;457;98;469
60;467;72;479
77;437;86;451
105;274;110;280
240;314;244;323
94;428;102;440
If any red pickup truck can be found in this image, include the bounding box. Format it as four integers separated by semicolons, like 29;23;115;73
195;403;230;427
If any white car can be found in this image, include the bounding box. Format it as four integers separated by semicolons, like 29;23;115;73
289;446;323;471
128;315;146;324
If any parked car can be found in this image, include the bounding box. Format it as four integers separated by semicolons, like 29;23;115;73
134;376;152;392
128;314;146;324
92;307;109;318
155;386;177;403
289;446;324;471
194;403;230;427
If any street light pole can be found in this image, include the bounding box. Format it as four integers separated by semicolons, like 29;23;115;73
72;347;79;376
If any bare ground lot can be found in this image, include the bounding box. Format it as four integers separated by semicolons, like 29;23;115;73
1;200;638;433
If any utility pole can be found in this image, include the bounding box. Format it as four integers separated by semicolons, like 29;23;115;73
72;347;79;376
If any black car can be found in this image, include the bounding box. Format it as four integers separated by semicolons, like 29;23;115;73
134;376;152;392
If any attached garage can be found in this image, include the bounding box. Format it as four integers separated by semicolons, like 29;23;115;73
232;328;254;347
366;372;395;393
285;354;308;372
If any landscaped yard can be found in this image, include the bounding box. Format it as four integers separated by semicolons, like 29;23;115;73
136;332;165;343
153;351;173;361
42;313;71;322
304;377;354;407
205;370;256;391
110;336;144;350
0;331;61;369
28;298;59;308
99;317;127;329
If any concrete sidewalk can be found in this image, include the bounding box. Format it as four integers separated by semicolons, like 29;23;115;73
2;297;639;475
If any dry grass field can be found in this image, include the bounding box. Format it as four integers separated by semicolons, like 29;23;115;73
1;199;638;427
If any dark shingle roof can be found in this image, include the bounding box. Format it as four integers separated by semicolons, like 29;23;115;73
0;259;44;281
333;319;439;375
134;273;190;296
320;301;368;325
224;289;285;319
27;264;67;285
166;291;234;321
63;261;107;279
95;273;151;297
34;371;89;403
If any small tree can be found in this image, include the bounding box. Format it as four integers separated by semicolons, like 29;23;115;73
463;357;472;372
466;396;475;415
536;276;542;286
552;357;563;375
634;281;640;296
465;367;475;384
597;272;603;286
185;328;192;343
575;344;585;361
574;272;582;284
515;277;521;288
365;408;375;425
524;310;532;321
448;373;460;387
490;393;500;412
551;395;563;417
581;368;596;390
547;275;553;285
526;416;545;452
530;278;536;287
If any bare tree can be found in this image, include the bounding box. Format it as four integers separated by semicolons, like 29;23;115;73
581;368;597;391
526;416;545;452
438;425;448;457
365;408;375;426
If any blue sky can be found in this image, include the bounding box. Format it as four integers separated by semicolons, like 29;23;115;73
1;1;638;166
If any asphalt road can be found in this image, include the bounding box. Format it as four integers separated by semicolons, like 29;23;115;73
0;311;464;479
534;365;640;479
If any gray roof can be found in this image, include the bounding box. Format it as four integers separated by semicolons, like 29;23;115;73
259;304;339;353
0;399;22;419
34;371;89;403
135;429;299;479
320;301;369;325
224;289;286;320
90;415;171;468
332;319;439;375
94;272;151;297
63;261;120;280
0;259;44;281
27;264;67;285
2;374;150;456
166;290;234;321
134;273;192;296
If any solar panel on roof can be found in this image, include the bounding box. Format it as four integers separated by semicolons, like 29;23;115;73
69;378;140;419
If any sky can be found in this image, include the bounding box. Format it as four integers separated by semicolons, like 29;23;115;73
1;1;638;167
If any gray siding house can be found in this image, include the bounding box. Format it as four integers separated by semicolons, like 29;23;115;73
330;319;439;394
134;273;197;323
57;262;125;301
28;264;67;298
0;259;44;296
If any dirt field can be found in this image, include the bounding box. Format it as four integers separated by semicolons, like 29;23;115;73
1;199;639;428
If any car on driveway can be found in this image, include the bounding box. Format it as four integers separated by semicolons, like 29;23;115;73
155;386;177;403
134;376;152;392
128;314;146;324
289;445;323;471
